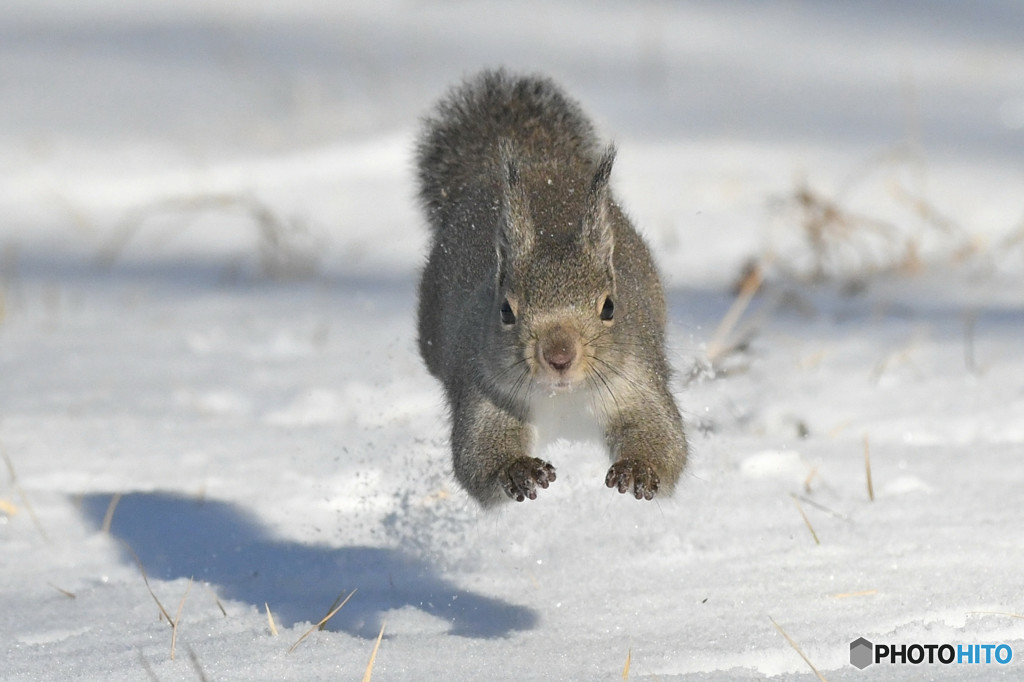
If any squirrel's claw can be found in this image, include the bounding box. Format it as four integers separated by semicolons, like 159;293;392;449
501;457;556;502
606;459;659;500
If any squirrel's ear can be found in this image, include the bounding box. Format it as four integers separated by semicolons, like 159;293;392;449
498;139;534;258
590;145;616;196
585;145;616;271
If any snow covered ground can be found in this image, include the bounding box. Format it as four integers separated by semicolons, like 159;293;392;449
2;1;1023;679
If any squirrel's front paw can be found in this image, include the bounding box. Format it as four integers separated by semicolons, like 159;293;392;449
501;457;556;502
605;459;659;500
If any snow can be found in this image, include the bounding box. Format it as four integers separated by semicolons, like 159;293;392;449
2;1;1023;679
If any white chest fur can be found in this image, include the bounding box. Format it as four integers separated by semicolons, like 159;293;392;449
528;386;605;455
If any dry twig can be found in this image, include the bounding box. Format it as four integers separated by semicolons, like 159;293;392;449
99;193;318;279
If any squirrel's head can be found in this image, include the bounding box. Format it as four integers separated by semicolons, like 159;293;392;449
490;145;624;397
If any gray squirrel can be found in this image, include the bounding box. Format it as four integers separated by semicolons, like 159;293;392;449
416;69;687;506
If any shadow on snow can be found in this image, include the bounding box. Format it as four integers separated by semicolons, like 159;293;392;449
79;491;537;639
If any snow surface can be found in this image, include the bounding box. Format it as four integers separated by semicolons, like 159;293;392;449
2;1;1023;680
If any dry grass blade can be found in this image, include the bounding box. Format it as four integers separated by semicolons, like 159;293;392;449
362;621;386;682
124;542;173;623
963;313;977;374
790;494;820;545
288;589;357;654
2;448;48;541
319;591;348;631
622;647;631;680
101;493;123;534
792;495;850;521
863;433;874;502
769;617;827;681
137;649;160;682
187;645;210;682
207;584;227;617
967;610;1024;620
48;583;77;599
124;542;191;660
169;578;193;660
707;261;763;363
265;603;279;636
803;466;819;494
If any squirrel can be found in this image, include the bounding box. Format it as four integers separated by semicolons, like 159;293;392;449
415;69;688;506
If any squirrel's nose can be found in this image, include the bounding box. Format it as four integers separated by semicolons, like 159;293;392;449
540;329;578;373
543;346;576;372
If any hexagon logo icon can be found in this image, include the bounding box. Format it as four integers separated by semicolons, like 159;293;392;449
850;637;873;669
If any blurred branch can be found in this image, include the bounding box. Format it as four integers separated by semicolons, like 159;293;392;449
99;193;320;279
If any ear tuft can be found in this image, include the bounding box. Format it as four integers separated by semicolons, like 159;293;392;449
591;145;616;195
497;139;534;263
584;146;616;272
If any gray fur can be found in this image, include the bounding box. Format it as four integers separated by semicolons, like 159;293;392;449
416;69;687;506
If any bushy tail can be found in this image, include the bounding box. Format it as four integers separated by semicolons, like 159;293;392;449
415;69;601;230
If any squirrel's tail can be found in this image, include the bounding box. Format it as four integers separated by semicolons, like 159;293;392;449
415;69;600;230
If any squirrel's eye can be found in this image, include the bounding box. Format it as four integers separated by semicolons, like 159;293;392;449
500;298;517;325
599;296;614;322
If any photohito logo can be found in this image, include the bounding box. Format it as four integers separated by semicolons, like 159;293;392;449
850;637;1013;669
850;638;873;670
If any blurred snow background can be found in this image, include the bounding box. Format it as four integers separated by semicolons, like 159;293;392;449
2;1;1023;679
